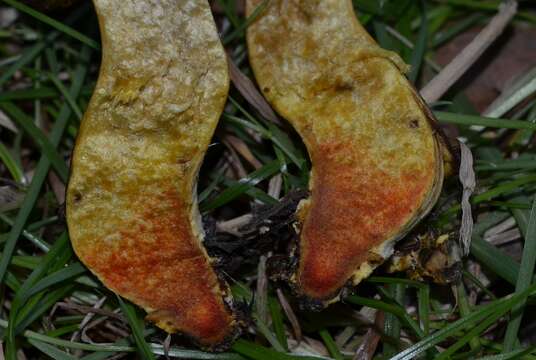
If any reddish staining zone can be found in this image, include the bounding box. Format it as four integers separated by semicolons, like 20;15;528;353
298;143;435;300
81;190;235;346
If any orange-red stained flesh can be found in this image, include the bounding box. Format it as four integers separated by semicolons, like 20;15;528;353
66;0;237;348
246;0;444;303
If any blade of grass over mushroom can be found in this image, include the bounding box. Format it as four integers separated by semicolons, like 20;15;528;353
0;0;100;50
118;297;156;360
435;111;536;130
0;44;90;314
0;101;69;181
503;198;536;352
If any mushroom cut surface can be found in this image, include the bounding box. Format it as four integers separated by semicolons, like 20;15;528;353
67;0;238;348
246;0;445;305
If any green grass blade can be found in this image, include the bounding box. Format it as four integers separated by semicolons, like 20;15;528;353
484;67;536;118
223;0;269;45
391;283;536;360
231;339;330;360
48;72;83;121
201;160;280;212
479;347;536;360
5;233;71;359
471;235;519;286
28;339;78;360
346;295;424;338
0;101;69;181
503;198;536;351
1;0;100;50
0;4;90;89
118;297;156;360
319;328;344;360
0;40;47;89
268;296;289;351
435;111;536;130
0;142;24;183
418;285;431;335
18;262;86;302
0;47;91;360
408;0;427;83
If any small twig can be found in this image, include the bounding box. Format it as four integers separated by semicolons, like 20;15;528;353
56;302;126;322
48;171;66;204
420;0;518;103
276;288;302;342
70;296;107;357
353;312;384;360
0;109;18;133
256;255;269;324
216;213;253;235
268;174;282;200
163;334;172;360
485;228;521;246
223;133;263;170
227;55;281;125
223;149;247;179
484;216;516;238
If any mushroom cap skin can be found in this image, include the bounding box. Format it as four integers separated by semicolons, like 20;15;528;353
67;0;239;349
246;0;445;304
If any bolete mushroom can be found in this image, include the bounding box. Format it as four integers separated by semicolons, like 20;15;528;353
66;0;239;349
246;0;448;306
